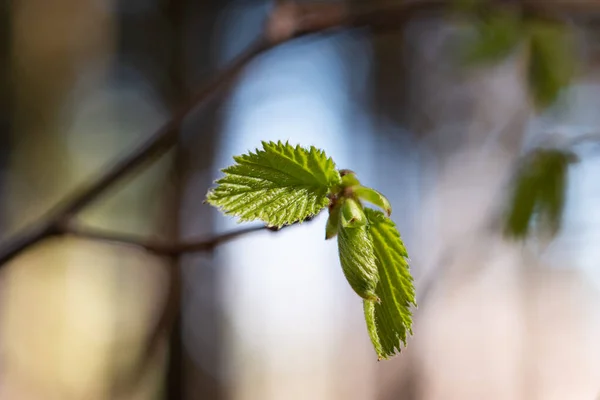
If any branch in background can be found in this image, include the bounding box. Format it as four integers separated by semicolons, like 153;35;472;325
58;218;311;256
564;131;600;148
109;213;316;396
0;0;596;268
524;130;600;155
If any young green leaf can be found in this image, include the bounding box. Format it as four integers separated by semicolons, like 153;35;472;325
363;300;384;358
206;141;341;228
527;20;575;109
354;186;392;216
363;209;415;360
337;223;379;302
207;142;418;360
340;197;367;228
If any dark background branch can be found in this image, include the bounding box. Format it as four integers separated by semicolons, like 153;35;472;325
58;221;303;256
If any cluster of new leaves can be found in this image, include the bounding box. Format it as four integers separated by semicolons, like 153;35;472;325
206;141;415;360
504;149;578;239
462;3;576;109
204;3;581;361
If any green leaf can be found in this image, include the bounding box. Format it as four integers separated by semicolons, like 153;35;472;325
363;209;416;360
363;300;384;358
337;223;379;302
340;197;367;228
527;20;576;109
464;9;524;65
354;186;392;216
504;149;577;239
206;141;341;228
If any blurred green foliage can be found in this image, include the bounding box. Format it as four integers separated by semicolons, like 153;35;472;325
464;9;524;64
504;149;578;239
458;2;580;242
527;20;576;109
461;3;576;110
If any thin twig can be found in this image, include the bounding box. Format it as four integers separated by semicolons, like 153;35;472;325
527;130;600;153
59;222;286;256
0;0;596;267
565;131;600;148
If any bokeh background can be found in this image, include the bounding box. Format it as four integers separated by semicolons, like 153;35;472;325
2;0;600;399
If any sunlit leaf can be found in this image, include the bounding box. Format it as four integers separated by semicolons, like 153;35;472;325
206;141;341;228
207;142;418;361
363;209;415;360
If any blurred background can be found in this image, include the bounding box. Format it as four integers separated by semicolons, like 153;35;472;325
3;0;600;399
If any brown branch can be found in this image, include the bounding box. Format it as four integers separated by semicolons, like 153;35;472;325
57;221;296;256
0;0;597;268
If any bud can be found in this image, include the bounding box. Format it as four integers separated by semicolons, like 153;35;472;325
341;198;367;228
338;224;380;302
